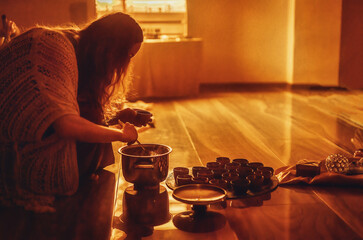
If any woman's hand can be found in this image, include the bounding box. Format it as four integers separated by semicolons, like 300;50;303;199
120;122;138;143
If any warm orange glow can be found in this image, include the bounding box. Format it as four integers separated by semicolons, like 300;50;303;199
96;0;187;37
126;0;186;13
96;0;186;15
96;0;125;15
286;0;295;84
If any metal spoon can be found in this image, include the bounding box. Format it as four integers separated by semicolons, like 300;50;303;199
136;139;148;153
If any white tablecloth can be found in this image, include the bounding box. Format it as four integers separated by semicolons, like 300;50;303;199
128;38;203;99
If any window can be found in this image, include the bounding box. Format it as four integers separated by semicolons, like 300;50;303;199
96;0;187;38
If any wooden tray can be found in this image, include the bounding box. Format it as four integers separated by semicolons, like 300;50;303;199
165;171;279;199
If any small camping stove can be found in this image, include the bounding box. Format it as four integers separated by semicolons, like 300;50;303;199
118;144;172;237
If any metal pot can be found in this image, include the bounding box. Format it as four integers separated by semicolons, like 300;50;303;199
118;144;172;187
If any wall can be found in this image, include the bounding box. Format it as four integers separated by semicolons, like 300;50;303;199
0;0;96;30
339;0;363;89
293;0;342;86
187;0;291;84
1;0;361;88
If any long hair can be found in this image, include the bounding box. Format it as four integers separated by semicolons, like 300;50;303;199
76;12;143;113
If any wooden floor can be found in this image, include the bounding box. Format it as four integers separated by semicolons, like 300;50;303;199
112;87;363;240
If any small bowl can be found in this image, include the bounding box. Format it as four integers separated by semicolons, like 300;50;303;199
192;166;208;177
232;158;249;166
176;174;193;186
216;157;231;167
237;166;254;177
192;176;209;184
206;162;221;170
209;179;228;190
134;108;153;125
173;167;189;182
247;174;264;192
231;178;250;195
225;162;241;172
212;168;228;179
247;162;264;171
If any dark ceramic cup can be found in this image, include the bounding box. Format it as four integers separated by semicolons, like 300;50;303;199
206;161;221;170
176;174;192;186
197;169;214;180
173;167;189;182
222;172;240;189
232;158;249;166
212;168;228;179
258;168;273;184
192;166;208;177
225;162;241;172
258;166;274;175
247;162;264;171
231;178;251;195
192;176;209;184
237;166;254;177
216;157;231;167
209;179;228;190
247;174;264;192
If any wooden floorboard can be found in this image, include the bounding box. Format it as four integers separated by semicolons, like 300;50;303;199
225;202;362;240
1;89;361;240
0;170;115;240
112;89;363;240
134;102;203;168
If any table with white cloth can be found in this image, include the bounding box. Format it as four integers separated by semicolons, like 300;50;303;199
128;38;203;99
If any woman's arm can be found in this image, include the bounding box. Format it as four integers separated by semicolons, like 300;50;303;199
52;114;137;143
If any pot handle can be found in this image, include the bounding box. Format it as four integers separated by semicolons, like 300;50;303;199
134;159;154;169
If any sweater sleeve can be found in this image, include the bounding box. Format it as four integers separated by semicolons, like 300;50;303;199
0;28;80;142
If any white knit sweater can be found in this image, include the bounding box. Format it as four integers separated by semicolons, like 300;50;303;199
0;28;80;212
